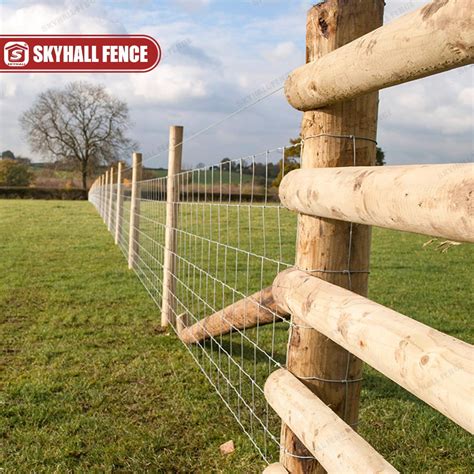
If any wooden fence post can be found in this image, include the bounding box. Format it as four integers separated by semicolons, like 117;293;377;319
98;175;102;215
115;162;123;245
161;125;183;328
107;166;114;232
280;2;384;472
101;174;105;219
104;170;109;223
128;153;142;269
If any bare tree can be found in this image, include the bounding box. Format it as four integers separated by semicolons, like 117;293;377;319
20;81;135;190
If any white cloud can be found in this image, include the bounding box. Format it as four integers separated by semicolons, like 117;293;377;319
459;87;474;107
171;0;211;12
129;65;208;103
265;41;298;61
0;0;472;168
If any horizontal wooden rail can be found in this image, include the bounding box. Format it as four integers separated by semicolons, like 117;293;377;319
285;0;474;110
179;286;289;344
265;369;398;473
272;269;474;433
279;164;474;243
262;463;288;474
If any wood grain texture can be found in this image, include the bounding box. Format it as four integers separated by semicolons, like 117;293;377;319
266;369;398;473
280;164;474;243
128;153;142;270
280;2;384;472
179;287;289;344
262;463;289;474
285;0;474;110
161;126;183;327
273;268;474;434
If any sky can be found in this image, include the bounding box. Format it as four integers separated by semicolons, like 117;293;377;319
0;0;472;168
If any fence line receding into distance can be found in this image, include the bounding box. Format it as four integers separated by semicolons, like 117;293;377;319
90;145;298;463
89;0;473;472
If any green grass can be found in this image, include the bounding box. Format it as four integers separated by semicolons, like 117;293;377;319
0;200;263;473
1;199;473;472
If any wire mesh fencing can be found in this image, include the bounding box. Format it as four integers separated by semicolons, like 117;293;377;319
88;146;299;463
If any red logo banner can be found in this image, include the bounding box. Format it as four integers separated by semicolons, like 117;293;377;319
0;35;161;73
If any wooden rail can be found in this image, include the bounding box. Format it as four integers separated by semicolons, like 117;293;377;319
179;286;289;344
262;464;288;474
264;369;398;473
272;268;474;434
279;164;474;243
285;0;474;110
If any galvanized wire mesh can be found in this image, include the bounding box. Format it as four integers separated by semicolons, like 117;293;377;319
89;147;299;462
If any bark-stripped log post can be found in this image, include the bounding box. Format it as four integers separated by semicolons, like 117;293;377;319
280;2;384;472
100;174;105;218
179;287;290;344
285;0;474;110
102;174;106;219
107;166;114;232
128;153;142;269
115;162;123;245
280;164;474;243
98;175;103;216
104;170;110;225
273;268;474;434
266;369;398;473
161;125;183;328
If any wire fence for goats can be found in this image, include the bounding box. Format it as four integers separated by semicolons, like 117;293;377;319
89;144;300;463
88;0;474;471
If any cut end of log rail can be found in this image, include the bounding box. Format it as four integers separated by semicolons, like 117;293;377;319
178;286;290;344
262;463;288;474
285;0;474;110
264;369;399;473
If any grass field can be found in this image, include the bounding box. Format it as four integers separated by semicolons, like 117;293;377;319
1;200;473;472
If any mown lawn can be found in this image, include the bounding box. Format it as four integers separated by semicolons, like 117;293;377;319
0;200;263;473
1;199;473;473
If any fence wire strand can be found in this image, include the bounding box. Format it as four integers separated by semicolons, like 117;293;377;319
89;147;299;463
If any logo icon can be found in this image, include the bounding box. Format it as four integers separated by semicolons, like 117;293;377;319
4;41;29;67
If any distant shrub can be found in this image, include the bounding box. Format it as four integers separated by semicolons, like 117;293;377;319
0;187;87;200
0;160;32;186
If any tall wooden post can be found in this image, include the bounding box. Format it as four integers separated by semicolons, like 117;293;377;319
128;153;142;269
115;162;123;245
107;166;114;232
98;176;102;213
100;174;105;218
104;170;109;223
161;125;184;328
280;2;384;473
